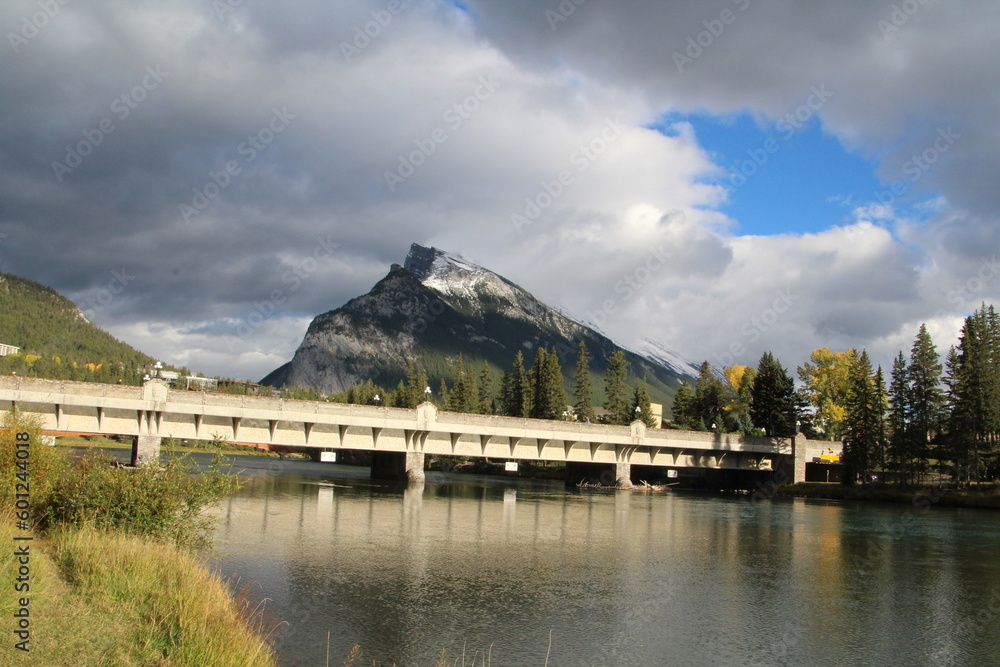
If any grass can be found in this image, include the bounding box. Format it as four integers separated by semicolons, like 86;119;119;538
56;434;285;458
0;516;277;666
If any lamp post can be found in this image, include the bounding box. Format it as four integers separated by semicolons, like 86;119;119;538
424;386;431;402
373;394;380;406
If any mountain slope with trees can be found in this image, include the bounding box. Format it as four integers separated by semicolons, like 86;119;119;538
0;272;157;384
262;244;697;410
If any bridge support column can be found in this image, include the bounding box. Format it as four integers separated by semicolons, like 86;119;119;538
776;434;807;485
615;461;634;489
131;435;161;467
791;434;807;485
371;451;425;484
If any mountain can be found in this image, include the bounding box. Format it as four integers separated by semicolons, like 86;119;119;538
262;244;698;409
0;272;156;383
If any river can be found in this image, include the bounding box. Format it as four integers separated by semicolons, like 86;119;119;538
203;454;1000;666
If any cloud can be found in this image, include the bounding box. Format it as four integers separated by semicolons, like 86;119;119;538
1;0;998;382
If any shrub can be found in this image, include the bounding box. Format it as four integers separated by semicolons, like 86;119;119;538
38;450;241;550
0;410;66;512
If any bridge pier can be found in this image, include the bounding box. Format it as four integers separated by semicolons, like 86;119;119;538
371;451;425;484
131;435;161;467
565;462;633;488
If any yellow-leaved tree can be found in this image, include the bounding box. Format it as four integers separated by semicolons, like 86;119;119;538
797;348;859;441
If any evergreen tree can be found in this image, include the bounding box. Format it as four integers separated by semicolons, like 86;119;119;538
529;348;548;419
542;347;568;420
631;378;658;428
671;381;696;429
750;352;796;437
842;351;886;485
907;323;944;482
887;351;911;484
944;305;1000;484
573;341;596;422
437;378;449;407
500;351;530;417
477;361;495;415
604;350;630;425
693;361;726;432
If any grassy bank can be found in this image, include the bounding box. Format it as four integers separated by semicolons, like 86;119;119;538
2;412;278;665
55;434;290;458
778;482;1000;509
1;517;276;666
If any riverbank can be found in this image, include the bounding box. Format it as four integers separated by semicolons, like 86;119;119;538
0;516;276;666
778;482;1000;509
55;434;299;459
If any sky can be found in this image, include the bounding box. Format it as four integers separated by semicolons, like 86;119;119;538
1;0;999;382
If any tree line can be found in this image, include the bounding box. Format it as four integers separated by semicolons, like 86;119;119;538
671;304;1000;486
321;342;659;428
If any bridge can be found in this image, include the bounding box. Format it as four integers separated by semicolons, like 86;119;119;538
0;376;824;486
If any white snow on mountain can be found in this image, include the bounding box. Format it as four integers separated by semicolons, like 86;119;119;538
406;244;699;379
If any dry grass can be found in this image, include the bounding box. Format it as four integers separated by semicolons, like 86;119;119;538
0;516;278;666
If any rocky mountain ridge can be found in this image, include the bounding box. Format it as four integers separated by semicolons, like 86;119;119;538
262;244;697;407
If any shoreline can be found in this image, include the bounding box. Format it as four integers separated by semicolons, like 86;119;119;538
777;481;1000;510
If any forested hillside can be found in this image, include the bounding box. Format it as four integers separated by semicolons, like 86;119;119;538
0;272;159;384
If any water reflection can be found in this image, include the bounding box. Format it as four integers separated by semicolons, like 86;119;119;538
208;458;1000;666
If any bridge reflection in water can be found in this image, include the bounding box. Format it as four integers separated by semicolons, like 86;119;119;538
208;460;1000;666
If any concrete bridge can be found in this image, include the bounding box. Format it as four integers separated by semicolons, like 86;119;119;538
0;376;823;486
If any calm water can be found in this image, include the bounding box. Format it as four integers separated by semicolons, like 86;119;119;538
203;455;1000;666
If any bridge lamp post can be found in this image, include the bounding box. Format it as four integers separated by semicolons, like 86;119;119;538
424;386;431;402
562;410;568;421
373;394;380;406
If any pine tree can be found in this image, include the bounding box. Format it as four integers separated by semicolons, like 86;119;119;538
750;352;796;437
604;350;630;425
693;361;726;432
944;305;1000;484
843;351;886;485
477;361;495;415
887;351;910;484
907;323;944;482
438;378;449;407
631;378;658;428
671;381;696;429
529;348;548;419
573;341;596;422
500;351;530;417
